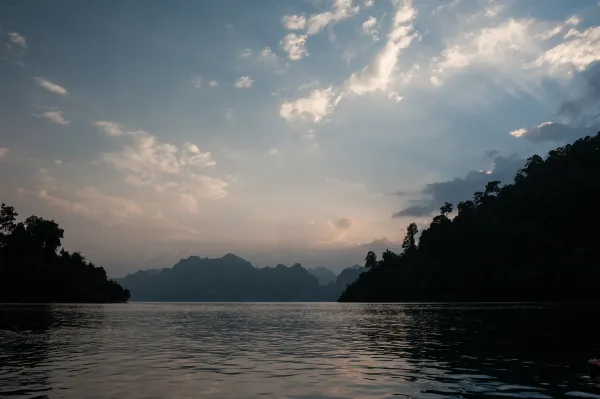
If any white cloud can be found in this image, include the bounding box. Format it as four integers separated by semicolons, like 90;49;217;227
281;33;309;60
432;0;460;15
307;0;360;35
94;121;145;137
362;16;379;41
8;32;26;48
258;46;280;67
41;111;69;125
434;18;538;73
534;25;600;72
280;87;342;123
240;48;253;58
191;75;203;88
432;13;598;83
282;15;307;30
0;148;9;159
430;76;442;86
34;77;68;96
94;121;124;136
102;131;227;208
508;121;594;142
234;76;254;88
509;127;528;138
364;0;374;7
387;91;403;102
268;148;280;156
208;80;218;87
347;0;417;95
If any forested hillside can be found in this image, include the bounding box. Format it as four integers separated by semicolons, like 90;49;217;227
340;133;600;302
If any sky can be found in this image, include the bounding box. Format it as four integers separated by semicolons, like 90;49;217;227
1;0;600;276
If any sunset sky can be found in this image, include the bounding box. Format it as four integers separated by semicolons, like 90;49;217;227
1;0;599;275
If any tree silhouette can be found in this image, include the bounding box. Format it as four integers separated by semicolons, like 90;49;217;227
401;223;418;253
340;132;600;302
365;251;378;269
0;205;130;303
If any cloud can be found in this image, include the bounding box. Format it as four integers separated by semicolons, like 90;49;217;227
8;32;27;48
281;33;309;61
362;16;379;41
234;76;254;88
94;121;146;137
34;77;68;96
533;25;600;73
347;0;417;95
558;61;600;123
393;154;525;217
208;80;218;87
258;47;278;63
40;111;69;125
191;75;203;88
240;48;253;58
0;148;9;159
329;217;353;230
102;130;227;211
307;0;360;35
268;148;279;156
431;13;600;87
434;18;538;73
39;186;143;219
280;87;342;123
95;121;124;136
509;121;596;142
282;15;307;30
511;62;600;143
364;0;374;7
432;0;461;15
430;76;442;86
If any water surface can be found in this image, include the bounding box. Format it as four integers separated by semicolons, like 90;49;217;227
1;303;599;399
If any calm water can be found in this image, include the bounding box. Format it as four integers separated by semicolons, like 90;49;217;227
1;303;599;399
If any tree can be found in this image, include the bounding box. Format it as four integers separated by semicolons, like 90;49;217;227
24;215;64;259
440;202;453;217
365;251;378;269
484;181;501;197
402;223;419;253
0;204;130;303
339;132;600;303
0;203;17;237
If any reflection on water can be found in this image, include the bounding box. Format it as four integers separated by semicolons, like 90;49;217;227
1;303;599;399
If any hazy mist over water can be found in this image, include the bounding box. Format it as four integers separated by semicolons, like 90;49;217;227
1;303;599;399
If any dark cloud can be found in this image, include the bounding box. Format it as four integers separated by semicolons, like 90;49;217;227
558;61;600;124
510;62;600;143
393;154;525;218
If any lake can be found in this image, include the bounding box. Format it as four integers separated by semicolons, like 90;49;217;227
1;303;599;399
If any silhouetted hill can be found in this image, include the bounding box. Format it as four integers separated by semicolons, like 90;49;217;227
340;133;600;302
0;204;130;303
120;256;365;302
307;267;337;285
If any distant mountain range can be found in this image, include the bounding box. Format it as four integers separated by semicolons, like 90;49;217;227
117;254;365;302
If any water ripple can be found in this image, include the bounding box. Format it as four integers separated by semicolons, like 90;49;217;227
1;303;599;399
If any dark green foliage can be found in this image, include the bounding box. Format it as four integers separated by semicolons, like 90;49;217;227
119;256;365;302
340;133;600;302
0;205;130;303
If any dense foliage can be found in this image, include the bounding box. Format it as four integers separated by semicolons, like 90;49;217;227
119;254;365;301
340;133;600;302
0;205;130;303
